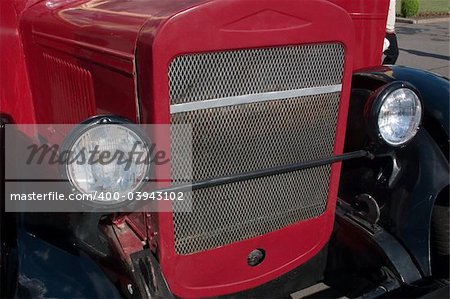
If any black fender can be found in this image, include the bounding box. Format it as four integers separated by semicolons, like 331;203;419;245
1;115;19;299
14;228;123;299
341;66;450;277
1;216;124;299
383;129;449;277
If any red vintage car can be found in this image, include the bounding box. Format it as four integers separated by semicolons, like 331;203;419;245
1;0;449;298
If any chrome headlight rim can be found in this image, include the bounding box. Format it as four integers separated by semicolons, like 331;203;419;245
366;81;423;147
60;115;152;203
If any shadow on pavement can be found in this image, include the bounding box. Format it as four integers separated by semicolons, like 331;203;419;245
396;26;447;42
396;27;423;35
399;48;450;61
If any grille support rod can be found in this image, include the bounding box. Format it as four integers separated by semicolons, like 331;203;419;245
163;150;371;192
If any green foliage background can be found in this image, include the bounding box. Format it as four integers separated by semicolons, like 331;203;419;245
396;0;450;14
401;0;420;17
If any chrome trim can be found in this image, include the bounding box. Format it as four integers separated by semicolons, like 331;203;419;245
170;84;342;114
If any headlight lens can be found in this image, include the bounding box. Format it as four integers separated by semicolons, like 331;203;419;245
377;88;422;146
65;119;150;199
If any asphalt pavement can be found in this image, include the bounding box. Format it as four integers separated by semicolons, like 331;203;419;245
395;20;449;78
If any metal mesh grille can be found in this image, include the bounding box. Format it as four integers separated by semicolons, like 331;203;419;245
169;43;345;254
171;93;340;182
173;166;331;254
169;43;344;105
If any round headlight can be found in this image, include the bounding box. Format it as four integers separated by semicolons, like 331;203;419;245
62;116;150;201
368;82;423;147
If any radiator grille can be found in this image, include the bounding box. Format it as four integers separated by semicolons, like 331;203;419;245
169;43;344;105
169;43;345;254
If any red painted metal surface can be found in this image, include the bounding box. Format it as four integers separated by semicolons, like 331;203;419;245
2;0;388;124
137;1;357;296
329;0;389;70
18;0;147;124
1;0;389;297
0;0;38;124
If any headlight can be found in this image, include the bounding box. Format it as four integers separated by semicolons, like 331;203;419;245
367;82;423;146
62;116;150;201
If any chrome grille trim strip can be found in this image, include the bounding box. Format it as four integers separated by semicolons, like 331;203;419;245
170;84;342;114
